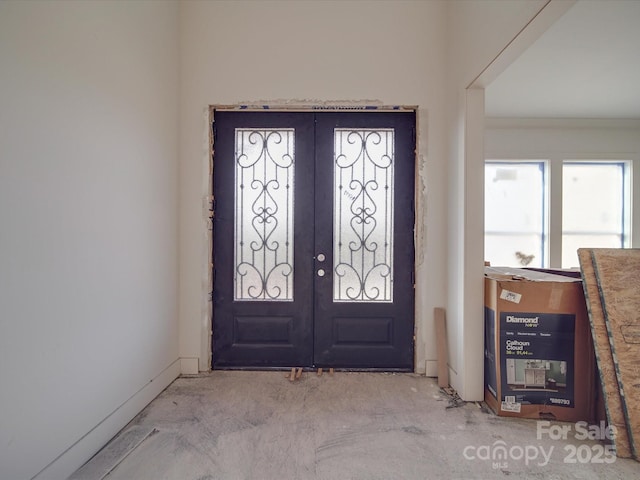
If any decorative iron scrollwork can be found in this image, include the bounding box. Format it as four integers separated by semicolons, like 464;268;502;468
334;129;394;302
235;129;294;301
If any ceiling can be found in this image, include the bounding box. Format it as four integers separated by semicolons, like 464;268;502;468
485;0;640;119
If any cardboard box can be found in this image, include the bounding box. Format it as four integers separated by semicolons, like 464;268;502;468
484;267;596;422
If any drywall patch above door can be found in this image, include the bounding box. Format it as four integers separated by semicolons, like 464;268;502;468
215;100;417;112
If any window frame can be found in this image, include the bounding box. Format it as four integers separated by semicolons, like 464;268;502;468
560;160;632;267
484;158;633;268
484;160;549;268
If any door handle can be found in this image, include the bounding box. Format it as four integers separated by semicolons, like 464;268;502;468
316;253;326;262
317;269;326;277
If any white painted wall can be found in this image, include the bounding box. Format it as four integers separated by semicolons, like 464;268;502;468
178;0;564;402
446;0;549;91
178;0;448;375
486;119;640;160
0;2;180;479
0;5;586;476
444;0;550;400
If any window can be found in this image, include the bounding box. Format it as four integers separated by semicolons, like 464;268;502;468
484;162;547;268
562;162;631;267
485;160;632;268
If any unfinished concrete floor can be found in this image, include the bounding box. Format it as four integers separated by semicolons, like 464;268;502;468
70;371;639;480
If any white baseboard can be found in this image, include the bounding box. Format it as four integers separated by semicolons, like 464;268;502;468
180;357;200;375
33;358;181;480
425;360;438;377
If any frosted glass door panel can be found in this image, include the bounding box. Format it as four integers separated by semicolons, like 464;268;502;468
333;129;394;302
234;129;294;301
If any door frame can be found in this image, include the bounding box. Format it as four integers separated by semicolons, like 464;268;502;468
206;104;420;371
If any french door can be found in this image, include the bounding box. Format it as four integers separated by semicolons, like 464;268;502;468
212;110;415;370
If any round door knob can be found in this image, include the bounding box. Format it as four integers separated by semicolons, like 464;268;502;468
316;253;326;262
317;269;325;277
